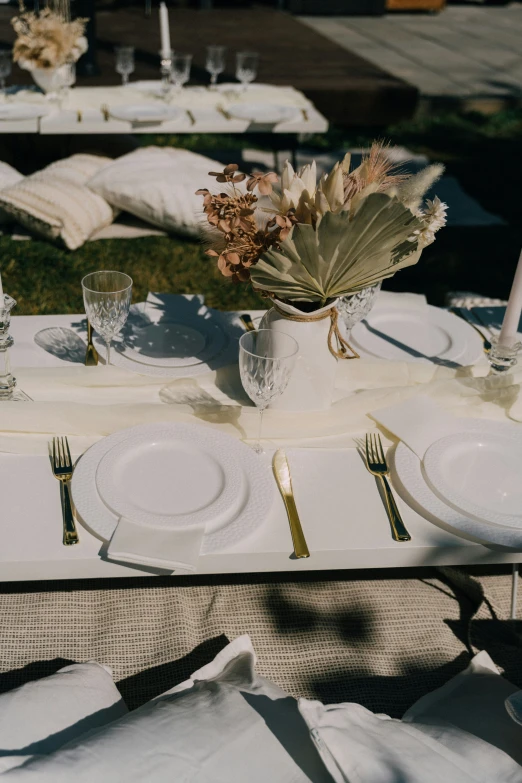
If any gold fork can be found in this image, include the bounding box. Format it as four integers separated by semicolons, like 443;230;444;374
365;433;411;542
101;104;110;121
239;313;256;332
51;436;79;546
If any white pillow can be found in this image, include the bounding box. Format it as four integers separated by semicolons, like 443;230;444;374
0;154;116;250
87;146;225;238
0;636;330;782
0;661;127;769
298;650;522;783
0;162;23;190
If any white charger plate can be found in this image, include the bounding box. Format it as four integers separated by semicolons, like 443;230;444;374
423;429;522;528
116;322;207;368
71;422;275;553
0;103;49;121
227;103;299;124
350;305;483;365
392;419;522;548
108;104;182;123
95;424;245;531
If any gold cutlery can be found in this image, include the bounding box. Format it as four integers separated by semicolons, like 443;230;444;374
85;320;99;366
217;104;232;120
101;104;110;122
239;313;256;332
365;433;411;542
76;109;82;123
186;109;196;126
273;450;310;559
449;307;491;353
51;436;79;546
301;108;309;121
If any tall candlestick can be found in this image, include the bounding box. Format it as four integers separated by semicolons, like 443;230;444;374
499;248;522;348
159;2;171;60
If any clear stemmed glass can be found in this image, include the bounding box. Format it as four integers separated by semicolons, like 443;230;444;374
239;329;298;454
115;46;135;86
82;271;133;366
0;51;11;98
206;45;226;88
235;51;258;92
337;282;382;336
171;53;192;94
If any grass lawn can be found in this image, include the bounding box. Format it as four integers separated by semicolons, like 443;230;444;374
2;109;521;314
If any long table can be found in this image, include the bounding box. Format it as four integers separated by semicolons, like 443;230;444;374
2;311;521;584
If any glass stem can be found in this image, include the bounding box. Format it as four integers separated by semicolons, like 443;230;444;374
122;73;128;86
0;79;5;97
105;339;111;366
255;407;265;454
210;73;217;86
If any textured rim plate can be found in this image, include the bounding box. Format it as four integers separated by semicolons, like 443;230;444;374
392;419;522;547
227;103;299;124
350;305;483;365
95;424;245;530
108;104;182;123
0;103;49;120
71;422;275;553
95;318;229;377
423;430;522;528
115;322;209;368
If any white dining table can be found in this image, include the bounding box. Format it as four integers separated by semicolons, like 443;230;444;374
1;309;521;588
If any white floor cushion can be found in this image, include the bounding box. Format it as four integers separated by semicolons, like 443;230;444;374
0;162;23;190
298;649;522;783
0;636;330;782
0;154;116;250
87;146;227;238
0;661;127;770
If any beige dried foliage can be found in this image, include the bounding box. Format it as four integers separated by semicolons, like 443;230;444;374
12;7;87;69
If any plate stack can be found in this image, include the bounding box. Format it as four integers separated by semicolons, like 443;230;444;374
71;422;274;570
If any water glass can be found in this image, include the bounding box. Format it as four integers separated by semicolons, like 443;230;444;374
171;53;192;93
239;329;298;454
338;282;382;335
235;51;258;92
82;271;133;366
115;46;135;86
0;51;11;97
206;45;226;88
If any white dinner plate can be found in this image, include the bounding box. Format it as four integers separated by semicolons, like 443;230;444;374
350;305;483;365
423;429;522;528
0;103;49;121
227;103;299;124
392;419;522;548
108;104;182;123
71;422;275;553
95;424;245;531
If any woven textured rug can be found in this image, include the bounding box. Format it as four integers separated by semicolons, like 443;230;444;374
0;567;519;715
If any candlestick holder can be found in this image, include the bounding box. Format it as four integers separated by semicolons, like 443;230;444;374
487;337;522;375
0;294;31;401
159;51;173;100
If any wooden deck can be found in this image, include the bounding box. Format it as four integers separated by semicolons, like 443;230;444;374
0;6;418;127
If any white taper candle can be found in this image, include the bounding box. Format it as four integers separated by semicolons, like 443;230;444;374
499;248;522;347
159;2;171;60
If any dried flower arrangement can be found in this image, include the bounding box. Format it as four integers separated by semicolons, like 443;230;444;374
197;143;447;310
12;5;87;71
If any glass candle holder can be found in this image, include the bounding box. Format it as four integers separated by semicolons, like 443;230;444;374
0;295;31;401
159;50;173;99
487;337;522;374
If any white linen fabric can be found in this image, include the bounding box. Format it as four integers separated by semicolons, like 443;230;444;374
0;162;23;190
0;154;116;250
0;662;127;767
0;636;329;782
107;516;205;573
298;649;522;783
370;395;458;458
403;650;522;765
87;146;225;237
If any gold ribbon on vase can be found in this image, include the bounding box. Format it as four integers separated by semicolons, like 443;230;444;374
272;303;359;360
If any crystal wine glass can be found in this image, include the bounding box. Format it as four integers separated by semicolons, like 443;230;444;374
337;282;382;335
171;53;192;93
206;45;226;88
235;51;258;92
239;329;298;454
0;51;11;98
82;271;133;366
115;46;135;86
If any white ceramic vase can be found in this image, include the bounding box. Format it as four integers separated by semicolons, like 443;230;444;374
31;66;68;94
260;299;339;412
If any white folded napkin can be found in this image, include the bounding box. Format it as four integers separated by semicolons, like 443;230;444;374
370;396;457;458
107;516;204;573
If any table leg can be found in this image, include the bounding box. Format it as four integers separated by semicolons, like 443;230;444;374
511;563;519;619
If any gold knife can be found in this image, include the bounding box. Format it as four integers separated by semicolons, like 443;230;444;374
239;313;256;332
273;450;310;559
186;109;196;126
217;104;232;120
85;320;99;366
